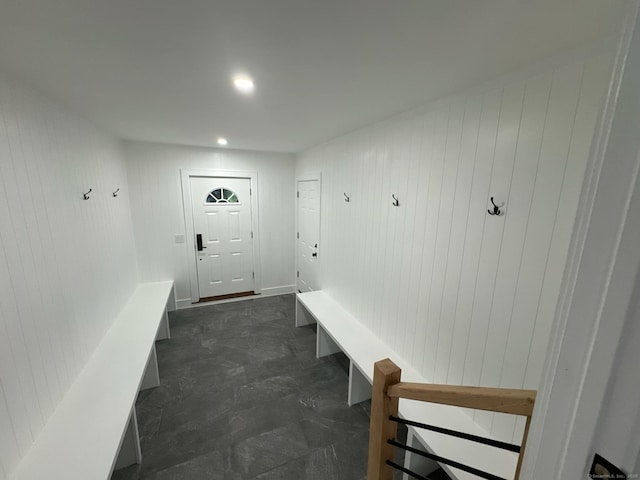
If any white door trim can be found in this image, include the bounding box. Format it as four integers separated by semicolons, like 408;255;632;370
181;169;261;303
295;171;322;292
522;2;640;477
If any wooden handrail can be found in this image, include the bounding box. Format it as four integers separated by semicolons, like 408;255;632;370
366;358;536;480
387;382;536;416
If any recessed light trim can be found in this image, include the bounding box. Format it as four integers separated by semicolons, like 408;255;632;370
232;74;255;94
217;137;228;146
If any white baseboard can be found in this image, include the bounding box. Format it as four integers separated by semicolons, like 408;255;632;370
176;298;193;309
260;285;296;296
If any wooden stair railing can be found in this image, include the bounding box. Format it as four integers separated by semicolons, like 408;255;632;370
367;359;536;480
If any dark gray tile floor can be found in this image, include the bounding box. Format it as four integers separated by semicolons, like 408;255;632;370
111;294;384;479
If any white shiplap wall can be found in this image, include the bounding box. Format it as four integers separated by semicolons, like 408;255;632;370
123;141;296;306
0;72;139;478
296;52;612;444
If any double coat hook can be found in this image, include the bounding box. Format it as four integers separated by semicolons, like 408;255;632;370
344;193;350;203
112;188;120;197
83;188;92;200
488;197;504;216
392;194;400;207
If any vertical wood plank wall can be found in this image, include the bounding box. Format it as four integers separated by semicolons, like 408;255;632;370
123;141;296;306
296;52;611;445
0;73;139;478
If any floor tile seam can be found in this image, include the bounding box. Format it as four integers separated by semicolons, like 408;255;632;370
241;362;338;383
244;441;367;479
241;440;313;479
141;449;231;479
244;457;304;480
139;438;234;478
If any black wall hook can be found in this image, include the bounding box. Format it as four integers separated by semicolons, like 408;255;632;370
112;188;120;197
488;197;504;216
344;193;350;202
392;194;400;207
83;188;92;200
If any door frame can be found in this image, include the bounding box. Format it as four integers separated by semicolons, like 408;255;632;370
181;169;261;303
295;171;322;292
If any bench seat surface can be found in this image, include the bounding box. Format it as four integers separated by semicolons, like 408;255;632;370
297;290;518;480
10;281;174;480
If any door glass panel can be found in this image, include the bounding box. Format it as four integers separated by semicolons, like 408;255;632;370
206;187;240;204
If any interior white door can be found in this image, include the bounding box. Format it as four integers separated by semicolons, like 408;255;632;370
190;176;254;299
297;179;320;292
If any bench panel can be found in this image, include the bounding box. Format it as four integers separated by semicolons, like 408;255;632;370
348;362;372;406
114;408;142;470
295;299;316;327
316;325;341;358
140;345;161;391
156;309;171;341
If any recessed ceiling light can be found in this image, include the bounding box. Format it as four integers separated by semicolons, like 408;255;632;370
217;137;228;146
232;74;255;94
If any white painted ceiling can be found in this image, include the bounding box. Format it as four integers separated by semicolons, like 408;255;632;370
0;0;625;153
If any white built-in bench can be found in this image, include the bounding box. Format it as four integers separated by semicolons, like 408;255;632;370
10;281;175;480
296;290;519;480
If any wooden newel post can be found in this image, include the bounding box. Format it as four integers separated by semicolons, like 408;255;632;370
367;358;401;480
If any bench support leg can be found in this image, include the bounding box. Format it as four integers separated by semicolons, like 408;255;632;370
115;407;142;470
168;284;177;312
156;308;171;340
295;300;316;327
316;325;341;358
402;428;440;480
141;345;160;390
348;361;372;406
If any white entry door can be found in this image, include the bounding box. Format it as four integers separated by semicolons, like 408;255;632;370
297;179;320;292
190;176;255;299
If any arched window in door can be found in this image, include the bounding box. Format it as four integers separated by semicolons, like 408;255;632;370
206;188;240;204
